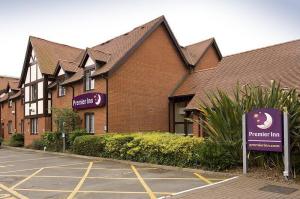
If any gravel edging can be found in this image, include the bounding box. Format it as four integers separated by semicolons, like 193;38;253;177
2;145;237;177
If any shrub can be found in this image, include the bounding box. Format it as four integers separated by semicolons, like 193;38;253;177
73;135;105;156
29;139;45;150
0;137;3;147
42;132;63;152
101;134;136;159
197;140;242;171
73;132;204;167
67;129;90;148
8;133;24;147
197;81;300;171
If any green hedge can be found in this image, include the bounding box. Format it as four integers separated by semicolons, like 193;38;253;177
8;133;24;147
73;133;204;168
32;129;90;152
196;140;242;170
73;135;104;156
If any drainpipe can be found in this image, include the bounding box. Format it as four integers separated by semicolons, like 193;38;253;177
103;74;108;133
14;100;17;133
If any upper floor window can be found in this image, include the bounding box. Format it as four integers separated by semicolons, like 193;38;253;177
85;70;95;91
31;84;38;101
58;85;66;97
8;100;12;108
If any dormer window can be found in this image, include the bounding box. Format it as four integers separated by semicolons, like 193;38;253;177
85;70;95;91
58;85;66;97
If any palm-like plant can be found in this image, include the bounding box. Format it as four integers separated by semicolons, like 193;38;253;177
196;81;300;170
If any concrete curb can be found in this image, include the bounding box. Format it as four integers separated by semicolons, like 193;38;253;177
2;146;238;177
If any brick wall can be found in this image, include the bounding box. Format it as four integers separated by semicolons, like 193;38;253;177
24;116;51;146
51;79;107;135
1;101;14;140
108;24;188;132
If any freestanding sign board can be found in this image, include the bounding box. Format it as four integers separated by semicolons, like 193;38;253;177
246;108;283;152
242;108;290;179
72;92;106;110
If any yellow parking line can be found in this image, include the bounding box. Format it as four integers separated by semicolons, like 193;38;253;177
15;188;72;193
11;168;44;189
194;173;212;184
1;157;59;164
67;161;93;199
0;183;29;199
15;188;173;195
131;165;156;199
0;161;90;174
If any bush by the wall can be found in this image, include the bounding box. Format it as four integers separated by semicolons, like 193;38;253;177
196;140;242;171
0;137;3;147
73;132;204;168
8;133;24;147
42;132;63;152
67;129;90;148
28;139;45;150
72;135;104;156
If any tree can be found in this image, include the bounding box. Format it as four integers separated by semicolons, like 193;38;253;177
53;108;81;133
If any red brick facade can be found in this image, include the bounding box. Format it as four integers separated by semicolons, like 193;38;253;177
0;16;225;145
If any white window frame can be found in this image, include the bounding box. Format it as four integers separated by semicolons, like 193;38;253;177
30;118;38;134
85;113;94;134
58;85;66;97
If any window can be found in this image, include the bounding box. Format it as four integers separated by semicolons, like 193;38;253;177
8;100;12;108
85;70;95;91
85;113;94;133
31;84;38;101
30;118;38;134
8;121;13;134
174;102;193;135
58;85;66;97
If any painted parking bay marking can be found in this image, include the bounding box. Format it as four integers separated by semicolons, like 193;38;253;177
0;184;28;199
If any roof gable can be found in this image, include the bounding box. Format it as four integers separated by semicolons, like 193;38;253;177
19;37;84;86
182;38;222;66
91;15;190;77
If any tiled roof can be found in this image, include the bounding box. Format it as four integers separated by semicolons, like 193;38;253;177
0;76;19;91
90;16;164;76
172;68;216;96
181;38;215;66
61;68;84;86
9;90;22;100
0;93;8;103
186;39;300;110
90;15;188;77
30;36;84;75
58;60;81;73
87;48;111;63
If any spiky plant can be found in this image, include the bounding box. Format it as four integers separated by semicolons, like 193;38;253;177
196;81;300;171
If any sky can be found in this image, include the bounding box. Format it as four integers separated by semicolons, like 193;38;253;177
0;0;299;77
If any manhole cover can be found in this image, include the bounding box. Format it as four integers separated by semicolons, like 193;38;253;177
259;185;298;195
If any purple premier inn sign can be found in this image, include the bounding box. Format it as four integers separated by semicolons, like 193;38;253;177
246;108;283;152
72;92;106;110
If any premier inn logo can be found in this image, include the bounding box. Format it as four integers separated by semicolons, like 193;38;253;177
72;92;106;110
253;112;273;129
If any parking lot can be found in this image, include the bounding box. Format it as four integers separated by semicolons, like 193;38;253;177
0;148;232;199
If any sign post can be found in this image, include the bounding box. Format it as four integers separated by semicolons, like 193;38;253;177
283;110;290;179
243;108;289;178
242;114;247;174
